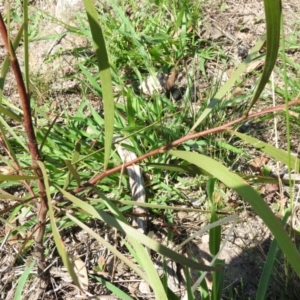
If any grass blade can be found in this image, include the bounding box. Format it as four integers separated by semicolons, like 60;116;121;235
57;186;219;272
190;36;266;132
37;161;80;288
256;209;290;300
185;267;195;300
82;0;114;170
67;213;149;283
91;197;209;213
91;275;134;300
64;160;81;187
174;214;238;252
230;130;300;172
207;178;221;256
0;115;27;151
0;174;38;181
244;0;282;116
212;259;225;300
14;258;35;300
169;150;300;278
199;271;210;300
63;139;82;188
68;191;168;299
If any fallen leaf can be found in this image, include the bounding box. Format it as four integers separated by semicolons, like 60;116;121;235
72;256;89;291
264;183;279;202
246;59;264;73
249;156;269;173
177;211;188;220
166;68;178;91
139;74;163;95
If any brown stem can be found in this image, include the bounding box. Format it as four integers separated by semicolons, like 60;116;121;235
73;98;300;194
0;14;49;282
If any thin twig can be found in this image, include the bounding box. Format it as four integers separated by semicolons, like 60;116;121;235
73;98;300;195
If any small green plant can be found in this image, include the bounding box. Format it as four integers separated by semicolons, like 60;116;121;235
1;0;300;299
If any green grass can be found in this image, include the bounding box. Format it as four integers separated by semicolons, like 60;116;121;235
1;0;300;299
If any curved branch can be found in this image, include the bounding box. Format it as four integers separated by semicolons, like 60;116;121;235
73;98;300;194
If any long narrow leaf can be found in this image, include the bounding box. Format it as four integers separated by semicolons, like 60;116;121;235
190;36;266;132
64;160;81;187
67;213;149;283
91;275;134;300
0;115;27;151
90;197;209;212
207;178;221;256
183;218;238;299
0;104;22;123
256;209;290;300
82;0;114;170
37;161;80;287
95;191;168;298
70;185;166;297
149;163;290;184
174;214;238;252
78;63;102;95
212;259;225;300
199;272;210;300
0;174;38;181
0;193;31;201
231;130;300;172
0;120;23;166
72;187;167;299
95;193;168;299
14;259;35;300
185;267;195;300
244;0;282;116
56;186;219;272
169;150;300;278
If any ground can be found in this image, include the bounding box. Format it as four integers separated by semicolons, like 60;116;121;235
1;0;300;299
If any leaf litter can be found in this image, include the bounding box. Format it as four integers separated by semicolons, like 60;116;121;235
1;0;300;299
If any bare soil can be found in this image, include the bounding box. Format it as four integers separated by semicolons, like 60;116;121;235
1;0;300;299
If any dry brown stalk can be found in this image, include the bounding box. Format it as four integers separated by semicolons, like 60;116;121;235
73;98;300;195
0;13;49;286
